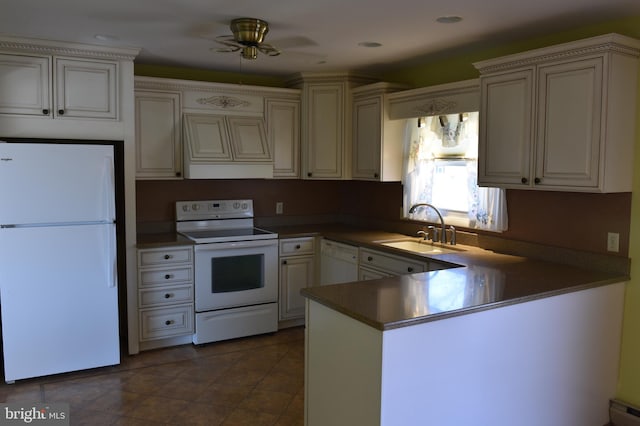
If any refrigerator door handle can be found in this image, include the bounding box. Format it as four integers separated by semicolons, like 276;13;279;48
103;156;116;222
106;226;117;288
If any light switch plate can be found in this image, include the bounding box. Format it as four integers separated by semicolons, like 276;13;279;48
276;202;284;215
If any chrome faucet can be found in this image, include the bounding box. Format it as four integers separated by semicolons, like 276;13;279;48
408;203;447;244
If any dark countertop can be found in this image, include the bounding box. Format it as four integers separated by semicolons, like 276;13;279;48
136;232;193;248
136;223;629;331
271;224;628;331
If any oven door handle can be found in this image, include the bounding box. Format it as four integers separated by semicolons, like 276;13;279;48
193;239;277;251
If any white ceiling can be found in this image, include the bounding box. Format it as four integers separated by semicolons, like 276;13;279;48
1;0;639;77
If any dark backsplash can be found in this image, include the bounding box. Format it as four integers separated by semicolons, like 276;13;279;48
136;179;631;257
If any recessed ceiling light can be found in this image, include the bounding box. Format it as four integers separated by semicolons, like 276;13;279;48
436;16;463;24
358;41;383;48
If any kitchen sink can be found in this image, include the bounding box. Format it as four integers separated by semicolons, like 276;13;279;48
377;239;465;255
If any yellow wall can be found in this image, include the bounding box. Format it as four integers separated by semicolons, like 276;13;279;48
136;15;640;405
618;61;640;406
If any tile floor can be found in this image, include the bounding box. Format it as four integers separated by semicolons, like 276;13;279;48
0;326;305;425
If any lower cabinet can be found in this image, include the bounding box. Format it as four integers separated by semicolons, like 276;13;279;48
359;247;428;278
137;245;194;350
279;237;317;326
359;247;453;278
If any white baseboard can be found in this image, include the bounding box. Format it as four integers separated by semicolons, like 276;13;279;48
611;399;640;426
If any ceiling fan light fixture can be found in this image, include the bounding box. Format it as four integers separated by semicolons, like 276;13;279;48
241;46;259;60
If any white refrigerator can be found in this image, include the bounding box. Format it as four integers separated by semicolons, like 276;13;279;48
0;142;120;383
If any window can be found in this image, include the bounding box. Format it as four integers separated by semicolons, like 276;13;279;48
402;112;508;232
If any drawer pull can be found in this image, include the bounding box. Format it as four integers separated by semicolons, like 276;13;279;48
58;109;65;115
42;109;49;115
165;320;174;326
164;293;172;299
164;274;172;280
164;254;172;260
407;267;414;272
367;256;373;261
295;244;301;249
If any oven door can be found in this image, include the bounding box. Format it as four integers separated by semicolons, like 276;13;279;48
193;239;278;312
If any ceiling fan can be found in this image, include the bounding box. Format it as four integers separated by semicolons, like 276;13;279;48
214;17;281;60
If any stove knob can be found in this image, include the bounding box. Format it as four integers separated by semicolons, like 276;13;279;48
233;202;240;209
192;204;200;210
241;202;248;210
182;205;190;212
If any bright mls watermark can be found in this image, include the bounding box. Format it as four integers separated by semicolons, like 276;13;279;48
0;403;69;425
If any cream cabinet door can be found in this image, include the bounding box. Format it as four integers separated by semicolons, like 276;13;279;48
304;82;346;179
54;57;117;119
135;90;182;179
279;255;315;320
478;68;534;187
352;96;381;180
0;54;51;116
183;113;233;161
267;98;300;178
534;57;602;189
226;116;271;161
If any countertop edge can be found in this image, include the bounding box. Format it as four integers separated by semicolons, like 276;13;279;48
301;275;629;331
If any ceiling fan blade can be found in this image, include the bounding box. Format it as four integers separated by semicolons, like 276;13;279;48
213;35;242;53
257;43;281;57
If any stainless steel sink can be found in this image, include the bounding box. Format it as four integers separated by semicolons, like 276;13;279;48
376;239;464;255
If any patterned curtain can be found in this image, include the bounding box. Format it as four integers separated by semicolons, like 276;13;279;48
402;115;508;232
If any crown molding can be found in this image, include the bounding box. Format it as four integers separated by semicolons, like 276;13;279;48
0;34;140;61
474;33;640;74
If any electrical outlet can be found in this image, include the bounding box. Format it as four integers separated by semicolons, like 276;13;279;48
607;232;620;252
276;202;284;215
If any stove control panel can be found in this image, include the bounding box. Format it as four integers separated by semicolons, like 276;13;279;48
176;199;254;221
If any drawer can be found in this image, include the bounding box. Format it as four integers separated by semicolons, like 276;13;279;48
139;266;193;287
279;237;315;256
139;285;194;308
359;248;427;275
139;304;194;341
138;247;192;267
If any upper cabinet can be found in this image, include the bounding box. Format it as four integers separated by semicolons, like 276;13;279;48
0;48;128;121
351;82;408;181
134;77;301;180
266;97;301;178
287;73;376;179
474;33;640;193
135;90;182;179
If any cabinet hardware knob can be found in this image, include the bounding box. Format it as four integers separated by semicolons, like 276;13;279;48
58;109;64;115
176;172;181;177
534;177;541;184
367;256;373;261
295;244;301;249
374;173;379;178
165;320;173;326
42;109;49;115
521;177;528;184
407;267;414;272
307;172;312;177
164;274;172;279
282;260;288;265
164;293;172;298
164;254;172;259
